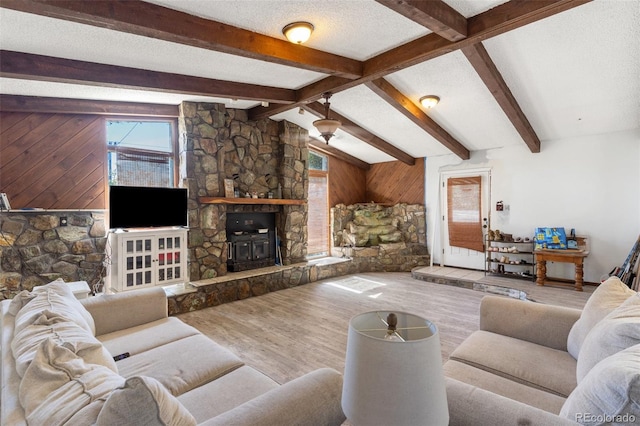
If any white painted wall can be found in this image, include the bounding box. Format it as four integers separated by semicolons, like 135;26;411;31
426;128;640;283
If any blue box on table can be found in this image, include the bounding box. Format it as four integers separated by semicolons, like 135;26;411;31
534;227;567;250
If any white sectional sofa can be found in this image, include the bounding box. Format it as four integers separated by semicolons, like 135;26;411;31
1;280;345;425
444;277;640;425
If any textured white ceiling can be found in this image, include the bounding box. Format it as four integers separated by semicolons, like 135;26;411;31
483;0;640;142
1;0;638;164
147;0;433;60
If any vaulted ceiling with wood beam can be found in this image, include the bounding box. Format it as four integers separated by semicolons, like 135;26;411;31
1;0;638;169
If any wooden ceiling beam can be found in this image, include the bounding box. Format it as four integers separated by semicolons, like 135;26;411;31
249;76;358;121
0;50;296;104
462;43;541;153
248;0;590;153
302;102;415;165
308;139;371;170
365;78;470;160
364;0;591;79
0;0;362;79
375;0;467;42
0;94;179;117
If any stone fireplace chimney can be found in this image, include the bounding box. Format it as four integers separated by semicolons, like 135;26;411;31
178;102;308;280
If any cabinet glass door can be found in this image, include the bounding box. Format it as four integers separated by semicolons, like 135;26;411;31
157;235;184;284
125;238;154;288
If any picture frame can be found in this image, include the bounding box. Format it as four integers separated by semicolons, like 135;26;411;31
0;193;11;211
224;179;235;198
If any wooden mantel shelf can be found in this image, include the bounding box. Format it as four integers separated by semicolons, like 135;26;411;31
199;197;306;206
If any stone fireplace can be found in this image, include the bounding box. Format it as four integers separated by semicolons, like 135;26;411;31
178;102;308;280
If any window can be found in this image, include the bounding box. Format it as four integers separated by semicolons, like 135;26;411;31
309;151;328;171
106;120;176;187
307;151;329;257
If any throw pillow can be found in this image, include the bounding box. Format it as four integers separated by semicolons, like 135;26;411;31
97;376;196;426
560;343;640;425
19;338;124;426
577;292;640;382
567;276;635;359
13;280;96;336
12;310;117;378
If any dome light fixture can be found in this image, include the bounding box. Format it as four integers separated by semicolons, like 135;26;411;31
420;95;440;109
313;92;341;144
282;21;314;44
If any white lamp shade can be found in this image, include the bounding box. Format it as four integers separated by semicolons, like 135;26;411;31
342;311;449;426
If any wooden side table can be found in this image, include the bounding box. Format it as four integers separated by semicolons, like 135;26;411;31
534;249;589;291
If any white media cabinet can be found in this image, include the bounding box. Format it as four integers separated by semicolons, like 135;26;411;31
108;227;188;292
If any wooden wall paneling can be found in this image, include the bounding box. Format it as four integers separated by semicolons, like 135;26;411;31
48;154;105;208
23;121;105;209
10;123;102;204
328;155;366;207
365;158;424;205
0;112;107;209
0;112;39;137
0;114;74;184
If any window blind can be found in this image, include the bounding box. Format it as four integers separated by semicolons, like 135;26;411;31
447;176;484;252
111;151;173;187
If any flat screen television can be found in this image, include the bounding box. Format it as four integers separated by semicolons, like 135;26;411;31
109;186;188;229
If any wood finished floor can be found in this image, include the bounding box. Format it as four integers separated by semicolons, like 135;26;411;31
177;271;594;385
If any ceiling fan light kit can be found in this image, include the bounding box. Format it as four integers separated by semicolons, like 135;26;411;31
313;92;341;144
420;95;440;109
282;21;314;44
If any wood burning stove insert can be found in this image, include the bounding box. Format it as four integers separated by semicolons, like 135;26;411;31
227;212;276;272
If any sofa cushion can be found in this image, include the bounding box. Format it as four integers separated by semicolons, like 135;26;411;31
178;365;279;422
449;330;577;397
561;343;640;424
115;334;244;396
577;292;640;382
98;317;200;357
567;276;635;359
12;310;116;378
13;280;96;336
19;338;124;426
443;360;567;414
97;376;196;426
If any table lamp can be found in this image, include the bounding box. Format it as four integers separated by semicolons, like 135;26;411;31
342;311;449;426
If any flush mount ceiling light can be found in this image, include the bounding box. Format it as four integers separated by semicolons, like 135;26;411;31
282;21;314;44
313;92;341;144
420;95;440;109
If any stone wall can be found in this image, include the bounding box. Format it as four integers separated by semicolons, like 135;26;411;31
0;211;106;299
330;203;429;271
179;102;308;280
276;122;308;264
332;203;427;247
